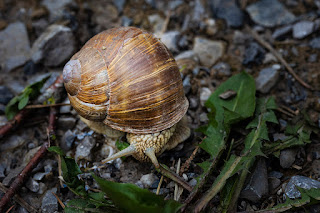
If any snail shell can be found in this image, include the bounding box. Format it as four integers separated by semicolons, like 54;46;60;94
63;27;188;134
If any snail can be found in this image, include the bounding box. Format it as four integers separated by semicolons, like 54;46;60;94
63;27;190;168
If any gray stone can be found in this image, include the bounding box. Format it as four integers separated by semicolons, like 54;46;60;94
175;50;198;61
192;0;206;22
189;178;197;187
212;62;231;77
312;160;320;176
168;0;183;10
140;173;159;188
255;67;279;94
292;21;315;39
285;176;320;199
189;97;199;109
32;18;49;37
309;37;320;49
0;135;25;151
33;172;47;181
308;54;317;63
121;16;132;27
61;129;75;151
240;158;268;202
159;31;181;53
41;0;74;22
183;75;191;94
58;117;76;130
31;24;75;66
280;148;297;168
2;166;24;186
243;42;265;66
0;22;30;72
200;87;212;106
212;0;244;27
113;0;126;13
269;171;283;179
75;136;96;162
272;25;292;40
269;177;281;192
246;0;296;27
199;112;208;122
41;188;58;213
0;86;13;104
193;37;225;67
26;178;40;192
38;182;47;195
148;14;165;34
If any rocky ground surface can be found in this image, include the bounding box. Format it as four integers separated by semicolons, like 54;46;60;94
0;0;319;212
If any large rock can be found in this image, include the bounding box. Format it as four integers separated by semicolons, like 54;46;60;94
31;24;75;66
193;37;225;67
246;0;296;27
0;22;30;72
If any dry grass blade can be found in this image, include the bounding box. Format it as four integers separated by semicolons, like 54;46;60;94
51;192;65;209
156;176;164;195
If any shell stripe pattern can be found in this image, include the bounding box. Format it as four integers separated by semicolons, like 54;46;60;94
64;27;188;134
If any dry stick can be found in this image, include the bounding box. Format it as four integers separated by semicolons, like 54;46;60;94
0;110;28;138
0;107;57;212
245;25;313;90
52;192;65;209
159;164;192;192
179;146;200;176
0;183;37;213
4;205;13;213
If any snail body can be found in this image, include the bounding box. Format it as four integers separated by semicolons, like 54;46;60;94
63;27;190;167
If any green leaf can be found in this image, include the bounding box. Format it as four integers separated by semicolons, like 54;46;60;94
5;75;50;120
116;141;129;151
48;146;65;156
92;174;182;213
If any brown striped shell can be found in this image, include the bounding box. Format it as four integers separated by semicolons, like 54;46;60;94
63;27;188;134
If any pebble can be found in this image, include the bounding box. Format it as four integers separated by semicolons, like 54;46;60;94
58;117;76;130
31;24;75;66
269;177;281;192
240;158;268;202
279;148;298;168
183;75;191;94
26;178;40;193
41;0;74;22
199;112;209;122
2;166;24;186
309;37;320;49
308;54;318;63
159;31;181;53
41;188;58;213
0;163;5;179
59;99;71;114
33;172;47;181
140;173;159;188
148;14;165;34
189;178;197;187
121;16;132;27
189;97;199;109
75;136;96;162
0;86;13;105
0;22;31;72
263;53;277;64
193;37;225;67
175;50;198;61
285;176;320;199
212;62;232;77
113;0;126;13
272;25;292;40
292;21;315;39
211;0;244;27
246;0;296;27
200;87;212;107
312;160;320;176
0;135;25;151
32;18;49;37
269;171;283;179
61;129;76;151
242;42;265;66
255;66;279;94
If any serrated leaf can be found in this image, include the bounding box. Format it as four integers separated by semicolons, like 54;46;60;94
92;174;182;213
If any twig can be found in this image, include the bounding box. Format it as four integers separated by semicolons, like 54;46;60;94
4;205;14;213
52;192;65;209
158;164;192;192
180;146;200;176
0;107;57;212
160;10;171;34
156;176;164;195
0;183;37;213
276;107;295;118
0;110;28;138
245;25;313;90
174;159;182;201
25;103;70;109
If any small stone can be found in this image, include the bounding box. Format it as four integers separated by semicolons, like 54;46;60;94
199;112;208;122
193;37;225;67
269;171;283;179
309;37;320;49
61;129;76;151
58;117;76;130
0;86;13;105
140;173;159;188
135;180;144;188
38;182;47;195
200;87;212;106
148;14;165;33
246;0;296;27
212;62;231;77
159;31;181;53
0;163;5;179
255;67;279;93
292;21;315;39
211;0;244;27
32;18;49;37
272;25;292;40
0;135;25;151
2;166;24;186
273;133;287;141
168;0;183;10
240;158;268;202
189;97;199;109
269;177;281;192
26;178;40;193
183;75;191;94
308;54;317;63
0;22;31;72
285;176;320;199
31;24;75;66
33;172;47;181
189;178;197;187
59;99;71;114
75;136;96;162
263;53;277;64
113;0;126;13
121;16;132;27
41;0;74;22
312;160;320;176
243;42;265;66
41;188;58;213
279;148;298;168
